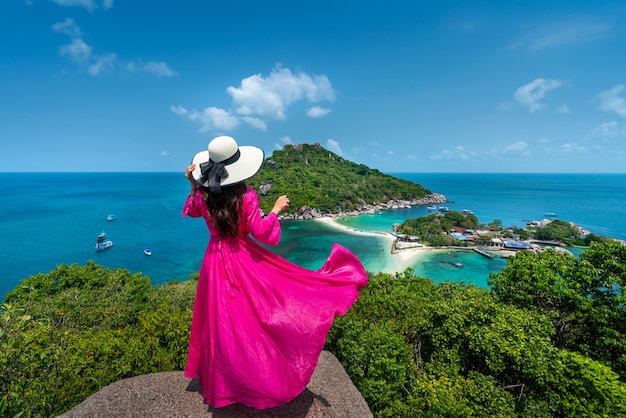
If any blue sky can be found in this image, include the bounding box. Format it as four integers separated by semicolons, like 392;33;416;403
2;1;626;173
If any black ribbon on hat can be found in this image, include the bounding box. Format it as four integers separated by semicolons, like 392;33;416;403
198;149;241;193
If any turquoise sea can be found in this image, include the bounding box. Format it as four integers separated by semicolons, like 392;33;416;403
1;172;625;300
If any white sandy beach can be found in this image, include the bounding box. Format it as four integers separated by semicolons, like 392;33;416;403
314;216;439;274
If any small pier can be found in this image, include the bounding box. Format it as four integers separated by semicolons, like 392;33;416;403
473;247;494;259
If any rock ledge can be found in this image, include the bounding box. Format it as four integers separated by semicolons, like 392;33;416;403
59;351;372;418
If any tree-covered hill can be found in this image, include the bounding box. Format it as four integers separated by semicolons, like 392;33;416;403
246;143;437;215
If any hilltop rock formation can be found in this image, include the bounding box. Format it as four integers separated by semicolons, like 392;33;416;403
59;350;372;418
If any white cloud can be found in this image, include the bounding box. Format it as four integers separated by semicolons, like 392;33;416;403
430;146;476;161
127;61;177;78
52;18;81;38
53;0;113;12
597;85;626;118
326;139;343;155
227;65;335;120
87;53;116;76
432;141;531;162
526;18;612;51
560;142;586;153
589;121;619;137
53;19;175;78
241;116;267;131
514;78;563;112
501;140;531;156
160;151;170;156
275;136;292;149
307;106;331;118
175;65;336;134
59;38;92;64
556;104;570;114
171;105;239;133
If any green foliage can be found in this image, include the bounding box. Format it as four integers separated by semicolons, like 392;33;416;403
246;143;434;214
3;260;153;330
533;219;580;243
327;269;626;417
489;242;626;378
525;349;626;417
1;262;196;417
381;371;516;418
4;242;626;417
397;210;479;244
1;302;71;417
512;227;531;240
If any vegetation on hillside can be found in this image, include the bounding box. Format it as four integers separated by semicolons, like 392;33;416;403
1;262;196;417
246;143;433;214
327;241;626;417
397;210;480;246
530;218;608;245
398;210;614;247
2;241;625;416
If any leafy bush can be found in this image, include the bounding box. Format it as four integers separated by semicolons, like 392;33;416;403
490;241;626;378
327;267;626;417
1;262;196;417
533;219;580;243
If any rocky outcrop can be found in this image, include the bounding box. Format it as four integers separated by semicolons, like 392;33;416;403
280;193;447;220
258;181;273;196
58;351;372;418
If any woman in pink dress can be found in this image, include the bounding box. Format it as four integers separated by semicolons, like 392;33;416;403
183;135;368;409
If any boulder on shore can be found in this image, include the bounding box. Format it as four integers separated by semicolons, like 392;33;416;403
59;350;372;418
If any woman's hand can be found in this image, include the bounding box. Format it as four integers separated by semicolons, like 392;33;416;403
185;164;196;181
186;164;197;192
271;195;290;215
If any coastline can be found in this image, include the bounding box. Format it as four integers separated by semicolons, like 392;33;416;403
311;215;570;276
313;216;437;274
276;191;448;274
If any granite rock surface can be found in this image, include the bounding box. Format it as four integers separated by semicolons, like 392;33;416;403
59;350;372;418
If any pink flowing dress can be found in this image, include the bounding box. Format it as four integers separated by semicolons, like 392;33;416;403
183;187;367;409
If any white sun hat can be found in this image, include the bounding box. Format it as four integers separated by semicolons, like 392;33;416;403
191;136;264;193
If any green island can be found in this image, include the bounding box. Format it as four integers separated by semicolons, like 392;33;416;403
2;148;626;416
395;210;615;249
246;143;445;216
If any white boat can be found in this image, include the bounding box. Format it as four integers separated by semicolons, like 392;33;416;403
95;231;113;252
106;214;117;221
438;206;450;213
427;205;437;211
544;212;557;218
462;209;474;215
144;249;152;256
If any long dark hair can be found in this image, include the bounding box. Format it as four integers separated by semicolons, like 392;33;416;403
201;182;247;238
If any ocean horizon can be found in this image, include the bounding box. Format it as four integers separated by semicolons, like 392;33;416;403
1;172;625;300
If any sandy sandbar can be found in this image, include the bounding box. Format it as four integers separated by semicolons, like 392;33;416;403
313;216;435;274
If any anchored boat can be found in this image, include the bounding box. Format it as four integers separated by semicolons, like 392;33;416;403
95;231;113;252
